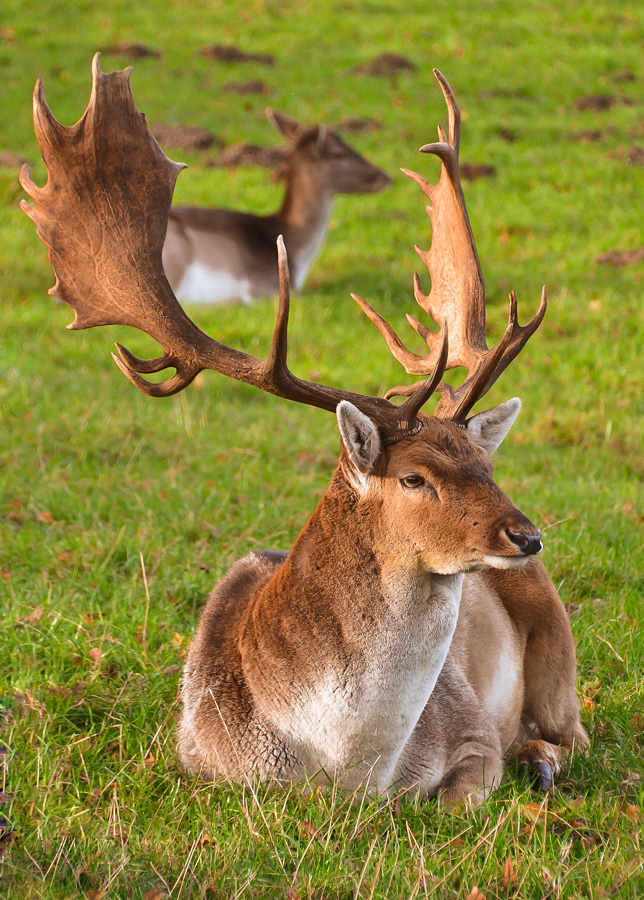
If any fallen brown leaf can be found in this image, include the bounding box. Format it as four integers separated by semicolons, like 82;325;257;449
17;606;43;626
523;801;548;823
88;648;102;665
12;690;45;716
34;510;55;524
301;819;317;839
465;888;486;900
502;858;516;890
6;498;24;523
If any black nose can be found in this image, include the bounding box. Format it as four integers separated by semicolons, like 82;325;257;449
506;529;542;556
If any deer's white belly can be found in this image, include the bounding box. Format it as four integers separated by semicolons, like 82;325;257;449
176;261;252;305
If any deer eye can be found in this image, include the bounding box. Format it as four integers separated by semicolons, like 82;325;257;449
401;474;425;489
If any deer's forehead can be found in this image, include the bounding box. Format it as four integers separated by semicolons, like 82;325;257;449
386;423;491;472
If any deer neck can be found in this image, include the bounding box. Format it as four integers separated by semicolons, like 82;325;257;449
241;468;463;786
277;164;334;288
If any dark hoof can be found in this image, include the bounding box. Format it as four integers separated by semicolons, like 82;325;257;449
536;761;554;791
518;760;554;791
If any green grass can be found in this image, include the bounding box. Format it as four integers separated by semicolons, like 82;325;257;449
1;0;643;896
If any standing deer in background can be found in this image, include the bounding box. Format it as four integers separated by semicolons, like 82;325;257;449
162;110;391;304
22;57;588;802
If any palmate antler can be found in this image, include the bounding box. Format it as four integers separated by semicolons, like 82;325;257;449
353;69;546;423
20;54;446;442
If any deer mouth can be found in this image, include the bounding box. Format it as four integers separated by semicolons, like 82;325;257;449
367;170;392;192
465;528;543;571
480;553;537;570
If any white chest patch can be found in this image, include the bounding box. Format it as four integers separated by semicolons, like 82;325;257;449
278;574;463;790
292;225;328;290
176;261;252;305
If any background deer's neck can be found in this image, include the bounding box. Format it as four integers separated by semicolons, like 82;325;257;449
277;163;334;288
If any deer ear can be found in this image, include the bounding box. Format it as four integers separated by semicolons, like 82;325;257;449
467;398;521;455
266;110;302;142
337;401;381;475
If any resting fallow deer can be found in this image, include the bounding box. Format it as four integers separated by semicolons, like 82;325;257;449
161;109;391;305
22;56;588;803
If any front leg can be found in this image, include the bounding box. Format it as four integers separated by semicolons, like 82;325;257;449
439;740;504;807
395;655;503;806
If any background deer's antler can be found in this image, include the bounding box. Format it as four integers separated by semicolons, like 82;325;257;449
20;54;446;440
352;69;547;423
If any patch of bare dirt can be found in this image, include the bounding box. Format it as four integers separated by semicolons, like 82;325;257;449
613;68;636;83
337;116;382;134
627;146;644;165
596;248;644;267
223;80;269;94
206;142;289;169
100;41;160;59
610;145;644;166
459;162;496;181
0;151;28;168
576;94;617;111
354;54;416;76
575;94;633;111
152;124;222;153
201;45;275;66
567;130;605;143
497;127;518;143
480;88;534;100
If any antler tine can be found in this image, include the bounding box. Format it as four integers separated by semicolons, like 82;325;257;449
431;67;460;156
350;292;439;372
433;286;548;421
112;345;201;397
396;324;449;427
23;55;446;439
264;235;291;381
